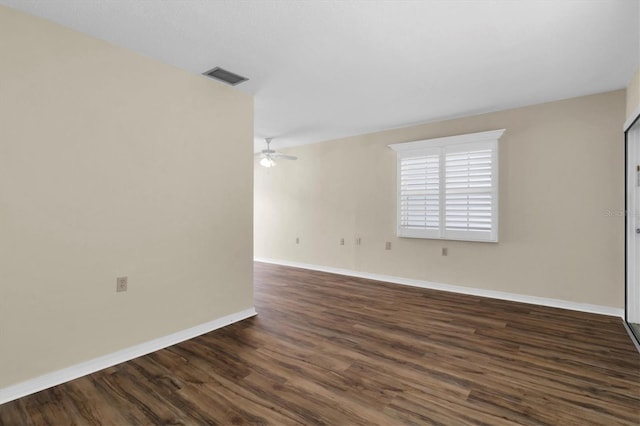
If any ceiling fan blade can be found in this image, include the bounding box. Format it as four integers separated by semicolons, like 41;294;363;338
272;153;297;160
257;137;298;164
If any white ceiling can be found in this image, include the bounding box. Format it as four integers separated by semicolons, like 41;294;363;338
2;0;639;151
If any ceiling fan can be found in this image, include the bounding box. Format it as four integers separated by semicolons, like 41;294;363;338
255;137;297;168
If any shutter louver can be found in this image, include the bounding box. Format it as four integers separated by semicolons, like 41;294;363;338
445;149;493;233
399;155;440;231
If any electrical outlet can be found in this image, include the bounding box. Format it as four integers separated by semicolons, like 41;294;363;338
116;276;128;292
385;242;391;250
340;238;344;245
296;237;299;244
442;247;448;256
355;237;361;245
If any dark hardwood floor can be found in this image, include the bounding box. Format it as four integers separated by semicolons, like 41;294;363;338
1;262;639;425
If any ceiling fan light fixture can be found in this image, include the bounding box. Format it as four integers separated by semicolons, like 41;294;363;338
255;137;296;167
260;157;276;168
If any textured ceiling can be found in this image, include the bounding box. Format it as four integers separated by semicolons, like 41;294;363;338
2;0;639;151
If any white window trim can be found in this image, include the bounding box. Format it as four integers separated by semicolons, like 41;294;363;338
389;129;505;243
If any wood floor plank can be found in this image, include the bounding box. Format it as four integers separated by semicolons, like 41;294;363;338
1;262;638;425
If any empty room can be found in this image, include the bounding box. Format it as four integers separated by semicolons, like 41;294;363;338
1;1;639;425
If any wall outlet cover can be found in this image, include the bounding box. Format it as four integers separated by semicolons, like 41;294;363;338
116;276;128;292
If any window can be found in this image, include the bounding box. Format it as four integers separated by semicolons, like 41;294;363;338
389;129;504;242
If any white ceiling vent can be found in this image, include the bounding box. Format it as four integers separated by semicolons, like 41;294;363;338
202;67;248;85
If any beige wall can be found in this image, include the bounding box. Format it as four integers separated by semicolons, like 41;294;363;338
0;6;253;388
627;67;640;123
255;91;625;308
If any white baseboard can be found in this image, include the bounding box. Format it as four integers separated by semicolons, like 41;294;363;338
255;257;624;318
0;307;257;405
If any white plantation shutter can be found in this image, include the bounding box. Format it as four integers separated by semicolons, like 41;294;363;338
399;153;440;237
444;145;495;239
390;130;503;242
